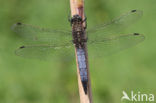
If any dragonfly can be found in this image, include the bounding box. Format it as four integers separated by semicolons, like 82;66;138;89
12;10;145;94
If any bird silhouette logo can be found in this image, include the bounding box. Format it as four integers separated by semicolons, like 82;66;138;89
121;91;131;101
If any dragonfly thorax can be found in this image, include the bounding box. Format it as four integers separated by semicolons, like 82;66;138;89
71;15;87;48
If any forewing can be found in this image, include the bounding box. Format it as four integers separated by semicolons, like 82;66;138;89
87;33;145;58
12;23;72;45
87;10;143;40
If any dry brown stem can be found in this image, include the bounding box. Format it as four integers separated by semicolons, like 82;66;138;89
70;0;93;103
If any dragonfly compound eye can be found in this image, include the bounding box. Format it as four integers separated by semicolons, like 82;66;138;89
78;17;82;22
76;16;82;21
71;15;82;23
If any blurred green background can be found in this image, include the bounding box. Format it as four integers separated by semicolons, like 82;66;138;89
0;0;156;103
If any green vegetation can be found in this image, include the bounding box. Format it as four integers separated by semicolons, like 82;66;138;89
0;0;155;103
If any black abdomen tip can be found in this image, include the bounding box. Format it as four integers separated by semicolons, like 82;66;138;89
131;10;137;12
82;81;88;94
134;33;140;35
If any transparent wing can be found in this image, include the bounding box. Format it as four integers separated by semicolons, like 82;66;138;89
15;44;75;60
12;23;72;45
12;23;74;60
87;10;143;40
88;33;145;58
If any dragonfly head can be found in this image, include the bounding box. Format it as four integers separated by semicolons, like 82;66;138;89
71;15;82;24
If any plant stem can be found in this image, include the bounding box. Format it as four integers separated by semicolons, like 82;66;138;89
70;0;93;103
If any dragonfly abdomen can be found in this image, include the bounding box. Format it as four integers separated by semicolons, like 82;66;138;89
76;48;88;94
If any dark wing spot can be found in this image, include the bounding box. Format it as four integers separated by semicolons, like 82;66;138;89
17;22;22;25
134;33;140;35
131;10;137;12
20;46;25;49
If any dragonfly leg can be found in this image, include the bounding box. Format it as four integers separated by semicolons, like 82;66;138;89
83;15;87;22
68;14;72;26
83;15;87;29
